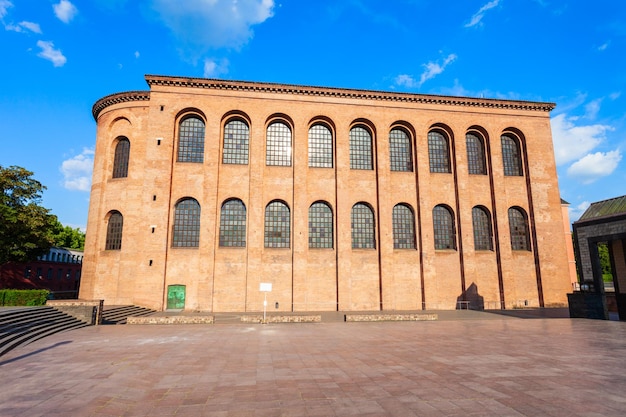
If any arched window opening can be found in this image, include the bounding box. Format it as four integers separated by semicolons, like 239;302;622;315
393;204;416;249
508;207;530;250
351;203;375;249
466;133;486;175
105;211;123;250
309;202;333;248
390;128;413;172
112;138;130;178
172;198;201;247
428;131;451;173
308;124;333;168
433;205;456;250
266;122;292;166
177;116;205;163
223;119;249;165
502;135;523;176
265;201;290;248
472;206;493;250
349;126;373;170
219;199;246;247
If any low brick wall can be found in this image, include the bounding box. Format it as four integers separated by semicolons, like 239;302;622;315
345;313;438;322
46;299;103;325
126;315;214;325
241;315;321;323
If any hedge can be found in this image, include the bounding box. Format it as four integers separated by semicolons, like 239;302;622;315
0;289;50;306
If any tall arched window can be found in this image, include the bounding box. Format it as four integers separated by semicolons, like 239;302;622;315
466;133;486;175
219;199;246;247
223;119;249;165
502;135;523;176
105;211;123;250
177;116;205;163
266;122;292;166
172;198;201;247
349;126;373;170
428;131;451;173
393;204;416;249
433;205;456;250
265;201;290;248
508;207;530;250
472;206;493;250
309;202;333;248
112;138;130;178
389;128;413;172
308;124;333;168
351;203;375;249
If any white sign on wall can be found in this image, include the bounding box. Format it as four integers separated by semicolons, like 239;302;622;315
259;282;272;292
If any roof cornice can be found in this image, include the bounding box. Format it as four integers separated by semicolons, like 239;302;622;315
144;74;556;113
92;91;150;120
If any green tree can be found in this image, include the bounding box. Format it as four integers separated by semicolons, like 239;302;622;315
0;165;57;264
49;218;85;250
597;242;613;282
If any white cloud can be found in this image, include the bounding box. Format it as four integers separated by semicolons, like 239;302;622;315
14;21;42;33
203;58;229;77
53;0;78;23
394;74;418;89
609;91;621;100
149;0;275;54
465;0;500;28
395;54;457;90
598;41;609;51
567;150;622;184
0;0;12;19
569;201;590;221
419;54;457;87
37;40;67;66
134;50;140;58
551;113;613;165
584;98;602;120
60;148;94;192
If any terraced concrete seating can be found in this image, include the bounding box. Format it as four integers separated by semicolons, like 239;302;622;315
0;306;89;357
101;305;156;325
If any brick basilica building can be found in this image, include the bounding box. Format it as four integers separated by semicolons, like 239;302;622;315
80;74;571;312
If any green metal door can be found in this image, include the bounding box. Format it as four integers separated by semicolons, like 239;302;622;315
167;285;186;310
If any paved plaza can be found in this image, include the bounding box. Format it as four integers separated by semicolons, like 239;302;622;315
1;312;625;416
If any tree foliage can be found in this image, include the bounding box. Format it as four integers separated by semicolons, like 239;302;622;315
0;165;57;264
49;219;85;250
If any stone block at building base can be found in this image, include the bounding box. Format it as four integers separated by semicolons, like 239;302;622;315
567;293;608;320
345;313;438;322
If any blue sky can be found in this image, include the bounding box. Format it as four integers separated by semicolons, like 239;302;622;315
1;0;624;230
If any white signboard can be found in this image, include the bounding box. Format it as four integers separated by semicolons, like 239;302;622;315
259;282;272;292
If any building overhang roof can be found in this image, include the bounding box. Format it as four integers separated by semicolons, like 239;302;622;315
92;74;557;120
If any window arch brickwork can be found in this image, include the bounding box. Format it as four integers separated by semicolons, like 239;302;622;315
177;116;205;163
351;203;375;249
105;211;123;250
433;205;456;250
508;207;530;250
308;124;333;168
223;119;249;165
265;201;290;248
112;138;130;178
389;128;413;172
266;122;292;166
172;198;201;247
466;133;486;175
219;199;246;247
309;202;333;248
472;206;493;250
349;126;373;170
393;204;416;249
502;135;523;176
428;131;451;173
